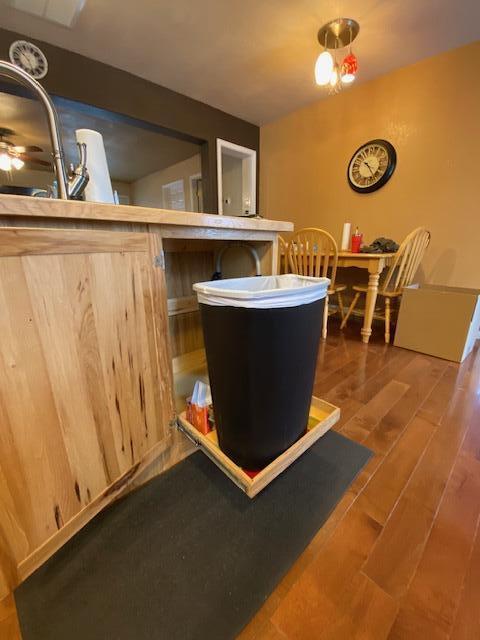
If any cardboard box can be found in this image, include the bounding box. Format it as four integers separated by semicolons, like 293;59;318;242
394;284;480;362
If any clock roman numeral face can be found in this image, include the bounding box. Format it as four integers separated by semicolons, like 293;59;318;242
9;41;48;80
348;140;396;193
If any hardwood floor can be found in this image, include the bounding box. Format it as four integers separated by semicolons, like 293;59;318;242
239;323;480;640
0;594;21;639
2;322;479;639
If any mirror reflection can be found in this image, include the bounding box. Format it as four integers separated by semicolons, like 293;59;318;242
0;89;204;211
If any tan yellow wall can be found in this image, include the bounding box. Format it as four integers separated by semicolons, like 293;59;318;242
260;41;480;288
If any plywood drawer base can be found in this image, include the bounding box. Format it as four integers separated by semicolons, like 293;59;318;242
177;396;340;498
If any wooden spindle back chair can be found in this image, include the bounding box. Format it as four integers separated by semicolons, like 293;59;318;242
341;227;431;343
287;228;346;338
277;235;289;275
381;227;431;294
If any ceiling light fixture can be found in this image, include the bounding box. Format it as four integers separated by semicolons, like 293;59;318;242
329;63;339;88
314;28;334;86
314;50;334;86
0;153;12;172
315;18;359;92
341;53;358;84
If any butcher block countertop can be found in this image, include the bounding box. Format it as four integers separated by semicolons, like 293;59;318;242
0;194;292;233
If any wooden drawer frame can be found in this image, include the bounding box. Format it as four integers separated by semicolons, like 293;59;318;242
177;396;340;498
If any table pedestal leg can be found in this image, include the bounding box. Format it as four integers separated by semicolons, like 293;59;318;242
361;272;380;344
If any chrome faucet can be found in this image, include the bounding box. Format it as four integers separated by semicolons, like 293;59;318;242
0;60;88;199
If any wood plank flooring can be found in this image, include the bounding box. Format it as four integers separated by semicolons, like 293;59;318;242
239;324;480;640
1;322;479;639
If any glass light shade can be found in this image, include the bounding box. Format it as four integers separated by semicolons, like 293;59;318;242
0;153;12;171
341;53;358;84
11;156;24;170
315;51;334;85
329;65;339;87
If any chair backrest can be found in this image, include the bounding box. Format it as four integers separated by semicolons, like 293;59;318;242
278;235;289;275
287;227;338;286
382;227;431;293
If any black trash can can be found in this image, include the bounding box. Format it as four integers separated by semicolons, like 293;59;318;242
193;274;329;470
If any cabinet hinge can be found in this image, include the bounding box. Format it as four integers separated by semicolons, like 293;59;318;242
154;251;165;269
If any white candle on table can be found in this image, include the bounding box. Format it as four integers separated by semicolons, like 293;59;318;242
341;222;351;251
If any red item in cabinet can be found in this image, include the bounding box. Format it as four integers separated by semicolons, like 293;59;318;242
186;400;211;435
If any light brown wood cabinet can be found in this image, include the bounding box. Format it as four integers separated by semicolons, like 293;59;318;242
0;226;175;596
0;195;291;599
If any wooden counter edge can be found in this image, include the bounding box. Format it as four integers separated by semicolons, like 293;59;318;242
0;194;293;233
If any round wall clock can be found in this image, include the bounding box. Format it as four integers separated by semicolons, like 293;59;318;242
347;139;396;193
9;40;48;80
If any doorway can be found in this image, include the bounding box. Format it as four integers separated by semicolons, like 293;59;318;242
216;139;256;216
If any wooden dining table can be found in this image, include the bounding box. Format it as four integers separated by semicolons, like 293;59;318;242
280;244;397;344
337;251;397;344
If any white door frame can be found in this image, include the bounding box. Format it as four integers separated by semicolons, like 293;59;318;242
216;138;257;216
189;172;202;212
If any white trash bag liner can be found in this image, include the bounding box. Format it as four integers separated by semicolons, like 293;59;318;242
193;274;330;309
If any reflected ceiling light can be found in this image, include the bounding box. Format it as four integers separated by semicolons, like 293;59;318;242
0;151;26;172
315;18;359;92
0;153;12;171
11;156;25;170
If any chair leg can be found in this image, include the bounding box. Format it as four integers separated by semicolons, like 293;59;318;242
340;292;361;330
337;291;345;321
385;298;391;344
322;295;329;340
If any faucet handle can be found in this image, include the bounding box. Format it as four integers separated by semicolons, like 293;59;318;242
75;142;88;175
67;142;89;199
68;143;87;177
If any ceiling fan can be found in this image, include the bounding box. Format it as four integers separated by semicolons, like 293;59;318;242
0;127;51;171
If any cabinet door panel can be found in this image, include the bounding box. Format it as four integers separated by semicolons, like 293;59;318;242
0;227;174;597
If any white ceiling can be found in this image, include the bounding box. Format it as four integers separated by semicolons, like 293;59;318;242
1;0;480;125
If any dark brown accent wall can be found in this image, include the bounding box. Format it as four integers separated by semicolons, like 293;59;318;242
0;27;259;213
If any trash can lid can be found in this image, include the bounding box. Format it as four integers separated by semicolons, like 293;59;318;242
193;274;329;309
